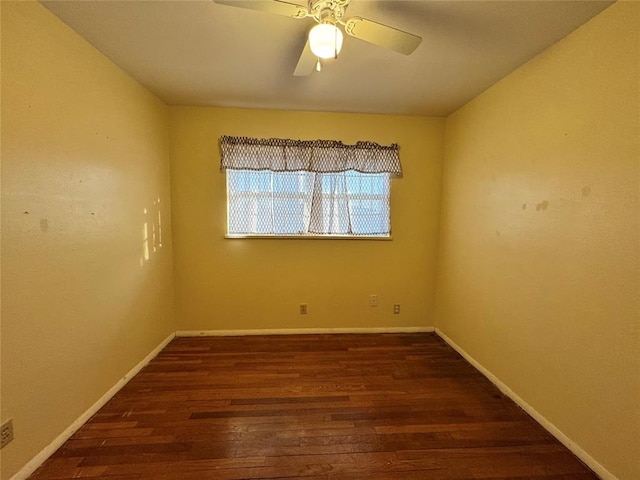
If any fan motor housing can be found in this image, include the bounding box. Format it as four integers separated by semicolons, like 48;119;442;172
309;0;350;23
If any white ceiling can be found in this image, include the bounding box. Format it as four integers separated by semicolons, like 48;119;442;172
41;0;613;116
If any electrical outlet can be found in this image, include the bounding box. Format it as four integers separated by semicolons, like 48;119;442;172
369;294;378;307
393;304;401;314
300;303;307;315
1;419;14;449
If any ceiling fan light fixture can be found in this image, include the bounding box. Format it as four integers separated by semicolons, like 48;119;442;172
309;23;343;59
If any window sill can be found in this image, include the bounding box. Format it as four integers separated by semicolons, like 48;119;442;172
225;234;393;241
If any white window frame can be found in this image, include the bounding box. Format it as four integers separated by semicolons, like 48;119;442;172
219;136;402;240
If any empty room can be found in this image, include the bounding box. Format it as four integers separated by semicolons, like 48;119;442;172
1;1;638;479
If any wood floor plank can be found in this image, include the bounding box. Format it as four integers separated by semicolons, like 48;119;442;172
29;333;599;479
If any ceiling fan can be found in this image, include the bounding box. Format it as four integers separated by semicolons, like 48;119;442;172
215;0;422;76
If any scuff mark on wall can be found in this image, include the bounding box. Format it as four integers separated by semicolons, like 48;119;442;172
536;200;549;211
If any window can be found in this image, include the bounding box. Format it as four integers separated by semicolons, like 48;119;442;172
220;136;402;238
227;170;391;236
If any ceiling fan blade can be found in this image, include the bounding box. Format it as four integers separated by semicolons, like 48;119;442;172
214;0;308;19
343;17;422;55
293;40;317;76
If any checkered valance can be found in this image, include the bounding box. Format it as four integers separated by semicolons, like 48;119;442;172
220;136;402;176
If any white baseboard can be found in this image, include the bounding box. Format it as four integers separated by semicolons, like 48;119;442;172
176;326;435;337
10;332;176;480
435;328;616;480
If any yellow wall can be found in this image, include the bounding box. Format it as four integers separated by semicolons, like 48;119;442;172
436;2;639;479
170;107;444;331
0;2;174;478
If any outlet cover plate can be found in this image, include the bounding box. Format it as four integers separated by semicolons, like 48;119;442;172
1;419;14;449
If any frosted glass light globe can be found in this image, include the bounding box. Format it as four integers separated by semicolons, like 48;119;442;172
309;23;343;59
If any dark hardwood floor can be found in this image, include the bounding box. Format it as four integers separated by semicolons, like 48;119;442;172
30;333;598;479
